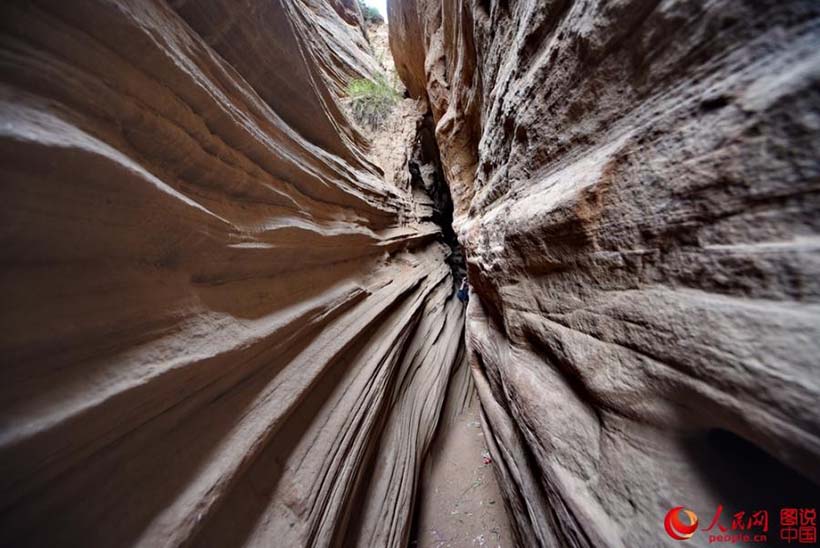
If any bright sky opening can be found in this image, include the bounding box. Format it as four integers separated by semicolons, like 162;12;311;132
365;0;388;22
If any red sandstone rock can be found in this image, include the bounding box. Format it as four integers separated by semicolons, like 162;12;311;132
0;1;463;546
391;0;820;546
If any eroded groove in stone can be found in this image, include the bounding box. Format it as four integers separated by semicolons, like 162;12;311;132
0;1;466;546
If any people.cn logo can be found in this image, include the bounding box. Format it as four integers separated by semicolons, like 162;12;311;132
665;506;700;541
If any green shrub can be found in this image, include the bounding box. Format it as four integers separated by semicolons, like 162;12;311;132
358;1;384;24
346;74;399;130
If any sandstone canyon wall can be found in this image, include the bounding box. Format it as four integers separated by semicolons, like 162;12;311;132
2;0;819;547
390;0;820;546
0;1;466;546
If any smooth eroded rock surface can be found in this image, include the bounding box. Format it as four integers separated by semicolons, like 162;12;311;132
391;0;820;546
0;1;465;546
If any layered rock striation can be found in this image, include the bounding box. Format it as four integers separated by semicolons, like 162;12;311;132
391;0;820;546
2;0;819;546
0;1;465;546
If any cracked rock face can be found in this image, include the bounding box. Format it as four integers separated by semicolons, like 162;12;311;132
0;1;465;546
391;0;820;546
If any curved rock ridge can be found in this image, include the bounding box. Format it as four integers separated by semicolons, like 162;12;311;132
391;0;820;546
0;1;465;546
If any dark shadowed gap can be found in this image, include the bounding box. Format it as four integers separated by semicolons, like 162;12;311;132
684;428;819;547
408;111;466;285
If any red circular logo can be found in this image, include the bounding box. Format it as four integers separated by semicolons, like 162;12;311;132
664;506;699;540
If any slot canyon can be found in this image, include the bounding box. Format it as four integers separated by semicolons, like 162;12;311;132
0;0;818;547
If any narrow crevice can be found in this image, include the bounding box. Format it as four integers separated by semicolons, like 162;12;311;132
408;111;466;285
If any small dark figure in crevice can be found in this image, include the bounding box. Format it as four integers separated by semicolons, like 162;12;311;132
457;278;469;303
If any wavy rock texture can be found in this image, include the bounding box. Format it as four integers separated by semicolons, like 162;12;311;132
391;0;820;546
0;1;466;546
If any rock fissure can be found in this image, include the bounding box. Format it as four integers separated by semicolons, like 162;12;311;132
408;111;466;283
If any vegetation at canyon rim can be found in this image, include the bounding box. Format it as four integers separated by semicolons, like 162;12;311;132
358;1;384;24
345;73;400;130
